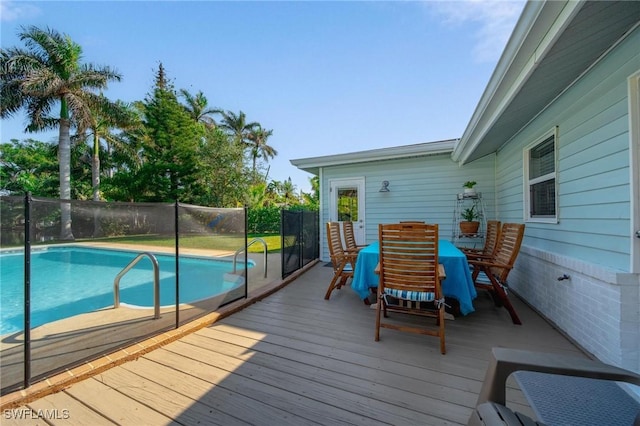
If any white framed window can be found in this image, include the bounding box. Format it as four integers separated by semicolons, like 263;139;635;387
524;127;558;223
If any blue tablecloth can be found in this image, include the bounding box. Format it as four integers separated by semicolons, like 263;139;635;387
351;240;477;315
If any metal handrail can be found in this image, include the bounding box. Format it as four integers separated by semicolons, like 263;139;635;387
233;238;267;278
114;252;160;319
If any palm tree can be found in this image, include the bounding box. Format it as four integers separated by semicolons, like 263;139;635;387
0;26;121;239
301;176;320;210
246;125;276;176
103;102;144;178
217;110;259;147
280;178;298;207
179;89;218;129
245;182;268;208
80;98;140;201
265;180;280;205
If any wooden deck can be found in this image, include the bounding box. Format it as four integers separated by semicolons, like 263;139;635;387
1;262;587;425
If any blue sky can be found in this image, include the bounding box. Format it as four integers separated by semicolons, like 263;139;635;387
0;0;525;194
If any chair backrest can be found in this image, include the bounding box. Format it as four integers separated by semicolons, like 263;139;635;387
378;222;440;296
326;222;346;264
490;223;525;282
483;220;502;256
342;221;359;252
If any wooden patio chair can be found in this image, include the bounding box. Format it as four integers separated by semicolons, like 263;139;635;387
325;221;358;300
467;223;525;325
460;220;501;261
375;222;447;354
342;221;366;254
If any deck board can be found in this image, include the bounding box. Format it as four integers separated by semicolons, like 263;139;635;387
190;328;480;407
177;331;474;424
107;359;258;426
146;347;373;425
4;263;587;425
63;376;179;425
27;391;116;425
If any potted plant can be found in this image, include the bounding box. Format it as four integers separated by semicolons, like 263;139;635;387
462;181;477;196
459;205;480;234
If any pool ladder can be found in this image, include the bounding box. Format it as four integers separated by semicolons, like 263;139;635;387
233;238;268;278
114;252;160;319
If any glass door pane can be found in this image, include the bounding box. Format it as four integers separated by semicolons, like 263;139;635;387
337;187;358;222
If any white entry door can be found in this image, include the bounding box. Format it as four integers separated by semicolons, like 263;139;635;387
329;178;365;245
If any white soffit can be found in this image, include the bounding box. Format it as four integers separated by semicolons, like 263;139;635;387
290;139;458;175
454;0;640;164
453;0;581;164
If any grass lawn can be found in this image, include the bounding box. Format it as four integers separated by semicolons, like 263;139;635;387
75;233;282;253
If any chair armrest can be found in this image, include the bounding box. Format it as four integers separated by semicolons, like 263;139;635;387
476;347;640;406
468;258;512;270
463;252;492;260
460;248;483;254
343;251;359;261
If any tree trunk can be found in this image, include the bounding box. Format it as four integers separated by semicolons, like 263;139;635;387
59;118;74;240
92;132;100;201
92;133;103;237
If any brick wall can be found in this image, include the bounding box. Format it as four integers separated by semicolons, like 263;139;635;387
508;245;640;372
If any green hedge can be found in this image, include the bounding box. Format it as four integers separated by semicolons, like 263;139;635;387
248;205;317;234
247;206;280;233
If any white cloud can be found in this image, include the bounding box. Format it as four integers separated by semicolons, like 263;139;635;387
1;1;42;22
428;0;526;63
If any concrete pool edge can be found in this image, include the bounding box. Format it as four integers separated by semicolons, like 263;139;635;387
0;259;319;410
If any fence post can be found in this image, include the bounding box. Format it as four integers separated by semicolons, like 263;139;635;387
175;200;180;329
280;209;284;279
315;211;320;259
244;206;248;299
298;210;303;271
23;192;32;388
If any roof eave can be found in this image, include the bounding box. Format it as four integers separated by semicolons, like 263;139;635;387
290;139;458;175
452;0;583;165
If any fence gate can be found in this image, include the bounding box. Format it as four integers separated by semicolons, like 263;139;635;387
281;210;319;278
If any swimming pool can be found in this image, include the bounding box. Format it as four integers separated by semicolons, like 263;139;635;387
0;246;252;335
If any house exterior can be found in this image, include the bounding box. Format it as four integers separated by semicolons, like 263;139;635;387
291;139;497;258
291;0;640;374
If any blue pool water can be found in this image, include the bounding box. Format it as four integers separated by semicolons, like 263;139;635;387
0;246;252;335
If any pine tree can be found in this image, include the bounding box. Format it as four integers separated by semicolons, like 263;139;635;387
137;63;202;202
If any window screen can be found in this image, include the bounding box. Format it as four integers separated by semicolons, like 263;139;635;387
526;131;557;221
529;136;555;179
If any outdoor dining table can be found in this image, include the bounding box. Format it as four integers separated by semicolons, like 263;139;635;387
351;240;477;315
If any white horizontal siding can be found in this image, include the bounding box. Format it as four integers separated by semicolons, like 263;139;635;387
497;25;640;376
320;153;495;261
496;26;640;272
